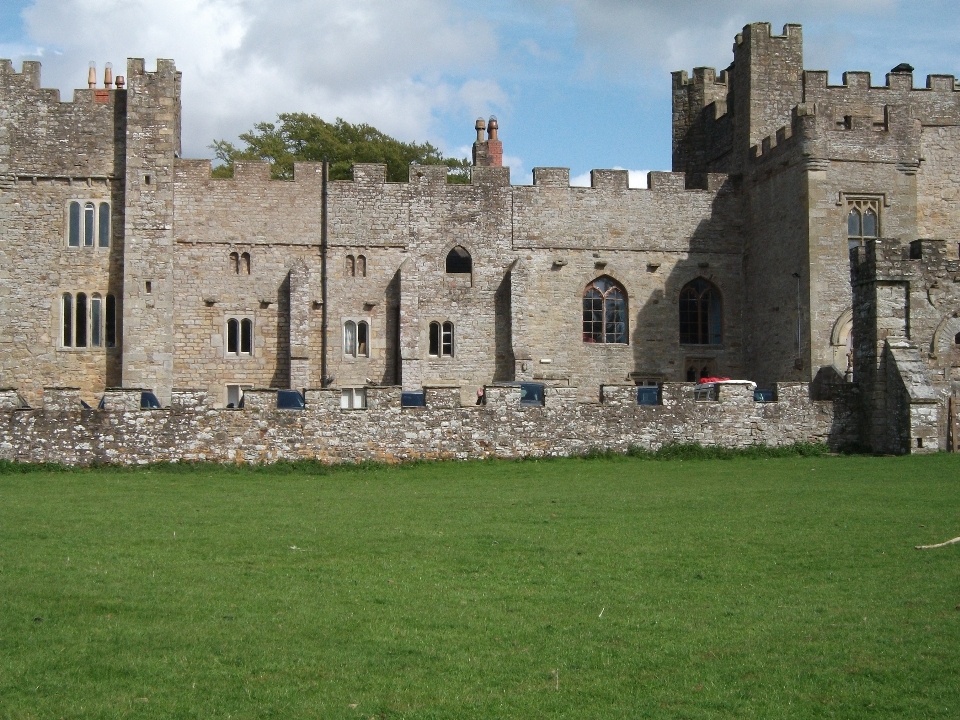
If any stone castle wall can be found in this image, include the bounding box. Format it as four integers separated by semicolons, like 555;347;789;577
0;383;836;466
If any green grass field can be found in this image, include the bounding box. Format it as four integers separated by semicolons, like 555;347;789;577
2;453;959;719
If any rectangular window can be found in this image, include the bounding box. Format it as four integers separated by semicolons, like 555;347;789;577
105;294;116;347
519;382;545;406
98;202;110;247
344;321;357;356
226;384;251;408
240;319;252;354
62;293;73;346
441;322;454;357
340;387;367;409
357;321;368;357
636;386;660;406
91;296;102;347
68;202;81;247
75;293;87;347
83;203;95;247
227;318;239;354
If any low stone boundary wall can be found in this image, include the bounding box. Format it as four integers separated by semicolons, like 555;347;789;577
0;383;837;466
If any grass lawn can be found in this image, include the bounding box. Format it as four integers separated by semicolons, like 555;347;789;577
1;453;959;719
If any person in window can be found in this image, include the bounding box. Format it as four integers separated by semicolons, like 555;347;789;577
476;388;485;405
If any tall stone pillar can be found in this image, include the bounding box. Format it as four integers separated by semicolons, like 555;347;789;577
289;259;311;391
121;58;180;403
398;259;422;390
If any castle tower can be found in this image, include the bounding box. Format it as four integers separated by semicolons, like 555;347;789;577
120;58;181;402
730;23;803;165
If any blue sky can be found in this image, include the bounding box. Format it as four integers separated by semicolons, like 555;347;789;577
3;0;960;184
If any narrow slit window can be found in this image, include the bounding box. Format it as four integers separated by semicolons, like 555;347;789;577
68;202;81;247
62;293;73;346
357;321;368;357
230;252;239;274
357;255;366;277
346;255;355;277
98;202;110;247
105;294;116;347
240;318;253;354
241;252;251;275
441;321;454;357
91;295;102;347
75;292;88;347
344;321;357;356
83;203;95;247
429;322;440;356
227;318;239;354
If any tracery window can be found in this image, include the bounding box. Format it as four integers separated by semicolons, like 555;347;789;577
582;277;627;344
847;199;880;250
445;246;472;274
679;278;722;345
429;321;454;357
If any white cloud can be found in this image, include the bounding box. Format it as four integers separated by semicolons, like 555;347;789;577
544;0;897;79
15;0;506;158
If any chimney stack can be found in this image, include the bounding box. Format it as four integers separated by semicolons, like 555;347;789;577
472;115;503;167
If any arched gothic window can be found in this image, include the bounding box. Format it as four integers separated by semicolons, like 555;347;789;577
679;278;722;345
582;277;627;344
445;246;472;274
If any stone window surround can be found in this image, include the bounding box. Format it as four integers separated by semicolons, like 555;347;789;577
342;317;370;359
845;195;883;250
428;320;455;358
228;250;251;275
224;315;255;358
345;253;367;278
65;199;110;249
58;290;116;351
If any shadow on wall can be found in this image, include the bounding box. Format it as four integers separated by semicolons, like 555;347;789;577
629;178;744;383
494;271;514;382
270;274;291;389
384;270;401;386
107;89;127;388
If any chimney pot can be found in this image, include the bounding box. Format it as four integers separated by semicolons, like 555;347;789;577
104;62;113;88
115;76;125;89
487;115;499;141
87;61;96;89
475;117;486;142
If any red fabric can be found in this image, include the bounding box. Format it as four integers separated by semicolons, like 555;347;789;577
698;377;730;384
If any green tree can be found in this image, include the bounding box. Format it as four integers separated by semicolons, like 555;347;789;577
211;113;470;183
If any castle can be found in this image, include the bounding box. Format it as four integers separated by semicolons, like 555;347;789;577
0;22;958;461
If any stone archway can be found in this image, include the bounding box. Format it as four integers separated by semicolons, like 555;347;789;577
830;308;854;377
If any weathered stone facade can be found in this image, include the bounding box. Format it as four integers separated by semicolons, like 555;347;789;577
1;21;959;460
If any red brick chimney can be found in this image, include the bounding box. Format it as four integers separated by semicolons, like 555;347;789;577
472;116;502;167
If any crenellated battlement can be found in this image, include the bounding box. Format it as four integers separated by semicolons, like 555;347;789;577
0;382;836;465
733;22;802;47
